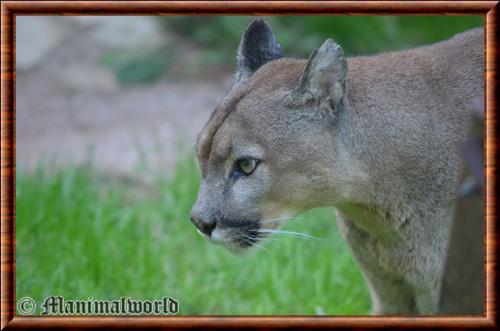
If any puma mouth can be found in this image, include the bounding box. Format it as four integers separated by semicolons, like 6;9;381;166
198;221;263;250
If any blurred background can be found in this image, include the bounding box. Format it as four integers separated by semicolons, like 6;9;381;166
16;16;483;315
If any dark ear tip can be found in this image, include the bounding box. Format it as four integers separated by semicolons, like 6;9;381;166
244;19;272;36
236;19;283;83
247;19;269;28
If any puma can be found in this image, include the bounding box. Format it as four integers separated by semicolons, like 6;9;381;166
190;20;484;315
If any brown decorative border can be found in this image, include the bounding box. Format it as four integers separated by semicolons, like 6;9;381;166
1;1;498;329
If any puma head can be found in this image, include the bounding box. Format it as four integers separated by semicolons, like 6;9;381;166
190;20;348;251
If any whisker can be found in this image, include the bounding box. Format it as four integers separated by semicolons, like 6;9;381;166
258;216;295;224
240;233;258;241
242;233;282;251
252;229;324;241
251;241;268;251
253;236;281;246
240;234;269;252
181;119;197;134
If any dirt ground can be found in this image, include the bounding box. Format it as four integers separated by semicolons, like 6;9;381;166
16;17;232;180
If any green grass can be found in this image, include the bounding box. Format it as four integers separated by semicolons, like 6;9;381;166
16;154;370;315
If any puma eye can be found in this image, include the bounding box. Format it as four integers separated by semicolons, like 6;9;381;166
235;157;259;176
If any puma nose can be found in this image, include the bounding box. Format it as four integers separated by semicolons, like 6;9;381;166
190;212;216;237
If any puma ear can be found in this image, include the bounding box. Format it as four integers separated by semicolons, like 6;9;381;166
235;20;283;84
295;39;347;111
